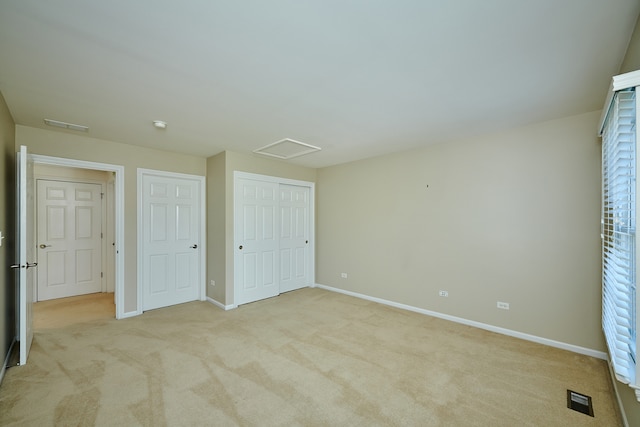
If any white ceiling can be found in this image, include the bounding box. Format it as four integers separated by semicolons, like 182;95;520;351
0;1;638;168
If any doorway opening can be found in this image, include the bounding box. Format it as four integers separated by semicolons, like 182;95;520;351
30;154;126;319
33;165;115;324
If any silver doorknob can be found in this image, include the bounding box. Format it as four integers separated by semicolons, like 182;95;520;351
39;244;51;249
9;263;37;269
190;244;198;249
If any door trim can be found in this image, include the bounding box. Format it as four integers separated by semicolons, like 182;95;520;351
137;168;206;314
30;155;127;319
233;171;315;306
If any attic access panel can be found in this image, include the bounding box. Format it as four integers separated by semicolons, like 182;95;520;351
253;138;321;160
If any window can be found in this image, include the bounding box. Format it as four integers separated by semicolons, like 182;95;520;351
601;73;640;400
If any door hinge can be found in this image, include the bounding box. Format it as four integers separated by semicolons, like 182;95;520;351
101;272;103;278
101;232;103;239
101;192;104;199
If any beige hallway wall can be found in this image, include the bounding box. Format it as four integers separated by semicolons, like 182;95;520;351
316;110;603;352
16;125;206;315
0;92;15;369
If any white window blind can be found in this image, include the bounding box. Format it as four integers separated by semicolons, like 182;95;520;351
601;88;638;396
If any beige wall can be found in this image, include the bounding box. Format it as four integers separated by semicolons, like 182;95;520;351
34;164;111;182
206;151;226;303
620;14;640;74
0;92;15;368
16;125;206;314
206;150;316;306
316;110;603;351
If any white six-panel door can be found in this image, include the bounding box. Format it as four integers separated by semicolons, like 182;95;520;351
141;171;203;311
235;178;280;305
234;173;313;306
279;184;310;293
36;180;102;301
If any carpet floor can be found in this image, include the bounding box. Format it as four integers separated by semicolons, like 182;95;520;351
0;287;622;426
33;292;115;330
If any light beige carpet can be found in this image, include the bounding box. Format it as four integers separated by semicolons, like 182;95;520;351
0;288;622;426
33;292;115;330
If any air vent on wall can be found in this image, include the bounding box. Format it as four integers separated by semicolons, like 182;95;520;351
253;138;321;160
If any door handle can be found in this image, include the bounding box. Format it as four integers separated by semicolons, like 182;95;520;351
190;244;198;249
9;263;37;269
239;245;243;250
39;244;51;249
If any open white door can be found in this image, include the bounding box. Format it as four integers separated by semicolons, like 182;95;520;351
14;145;35;365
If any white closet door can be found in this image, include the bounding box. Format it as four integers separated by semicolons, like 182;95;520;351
279;184;310;293
235;178;279;305
141;173;201;311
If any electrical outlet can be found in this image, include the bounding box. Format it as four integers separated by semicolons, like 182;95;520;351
497;301;510;310
210;280;215;287
439;290;448;297
341;273;348;279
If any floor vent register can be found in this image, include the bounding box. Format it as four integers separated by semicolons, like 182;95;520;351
567;389;594;417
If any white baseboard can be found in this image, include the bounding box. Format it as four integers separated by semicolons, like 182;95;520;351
0;339;16;386
315;283;607;360
206;297;237;311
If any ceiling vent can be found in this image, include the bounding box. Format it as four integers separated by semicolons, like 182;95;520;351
44;118;88;132
253;138;321;160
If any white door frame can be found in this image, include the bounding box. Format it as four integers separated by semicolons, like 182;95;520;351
30;154;127;319
137;168;206;313
233;171;315;306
